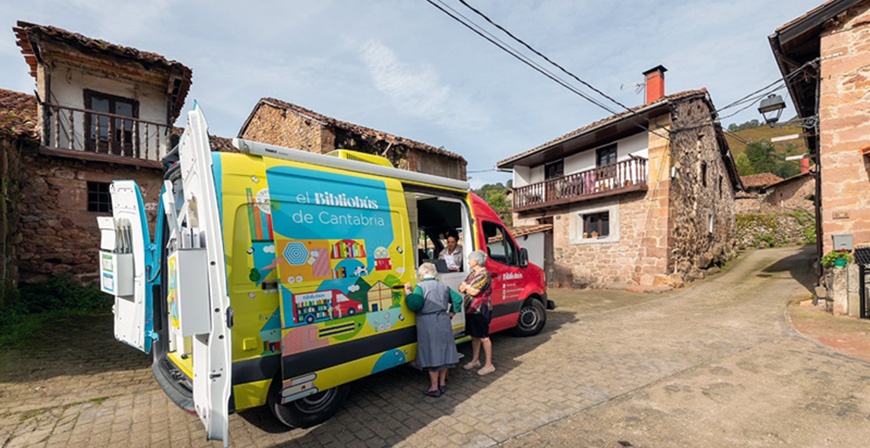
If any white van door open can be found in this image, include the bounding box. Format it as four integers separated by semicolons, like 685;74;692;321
101;181;154;353
175;106;232;445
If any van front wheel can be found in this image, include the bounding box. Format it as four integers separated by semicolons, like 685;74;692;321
511;299;546;337
267;378;350;428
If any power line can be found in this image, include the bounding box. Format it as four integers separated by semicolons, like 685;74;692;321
424;0;671;141
455;0;645;123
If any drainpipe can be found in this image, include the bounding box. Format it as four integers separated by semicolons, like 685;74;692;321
813;67;823;278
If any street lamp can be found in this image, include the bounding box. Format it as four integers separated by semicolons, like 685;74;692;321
758;94;786;125
757;93;819;129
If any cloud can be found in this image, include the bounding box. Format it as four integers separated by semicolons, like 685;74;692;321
359;39;488;130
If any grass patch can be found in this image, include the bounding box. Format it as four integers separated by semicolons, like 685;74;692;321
0;275;111;348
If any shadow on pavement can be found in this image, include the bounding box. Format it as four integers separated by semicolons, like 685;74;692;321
235;308;578;446
0;313;151;383
760;245;818;293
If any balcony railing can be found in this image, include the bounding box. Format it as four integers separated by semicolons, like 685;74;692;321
513;157;648;212
41;103;171;165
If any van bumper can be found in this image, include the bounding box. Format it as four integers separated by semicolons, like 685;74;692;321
152;357;197;415
543;293;556;310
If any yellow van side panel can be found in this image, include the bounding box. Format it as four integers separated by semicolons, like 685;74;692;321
233;380;271;412
213;152;429;409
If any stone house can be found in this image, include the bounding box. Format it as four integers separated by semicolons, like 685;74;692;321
770;0;870;318
497;67;742;288
765;172;815;211
770;0;870;256
736;172;815;214
0;21;194;284
237;98;467;180
740;173;784;196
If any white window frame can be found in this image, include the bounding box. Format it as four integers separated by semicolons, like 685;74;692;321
570;199;620;245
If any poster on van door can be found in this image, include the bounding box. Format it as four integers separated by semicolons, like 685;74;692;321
265;165;410;343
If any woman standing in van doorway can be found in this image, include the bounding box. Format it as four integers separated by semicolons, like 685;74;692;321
438;230;463;271
460;250;495;376
404;262;463;397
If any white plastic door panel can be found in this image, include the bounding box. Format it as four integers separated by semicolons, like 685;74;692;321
178;106;232;445
109;181;154;353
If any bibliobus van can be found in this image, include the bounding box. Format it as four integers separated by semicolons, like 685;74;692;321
98;106;552;444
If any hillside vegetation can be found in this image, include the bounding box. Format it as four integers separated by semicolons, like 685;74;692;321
724;119;811;178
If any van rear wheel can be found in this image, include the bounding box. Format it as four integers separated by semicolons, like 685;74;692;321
267;378;350;428
511;299;546;337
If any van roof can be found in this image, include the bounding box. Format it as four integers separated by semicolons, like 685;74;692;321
232;138;470;192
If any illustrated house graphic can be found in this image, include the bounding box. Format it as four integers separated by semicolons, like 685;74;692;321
367;281;393;312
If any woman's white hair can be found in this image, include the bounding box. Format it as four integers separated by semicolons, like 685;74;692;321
468;250;487;266
418;262;438;279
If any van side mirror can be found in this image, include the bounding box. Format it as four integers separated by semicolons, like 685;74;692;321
519;248;529;267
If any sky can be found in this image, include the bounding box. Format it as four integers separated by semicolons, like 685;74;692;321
0;0;823;188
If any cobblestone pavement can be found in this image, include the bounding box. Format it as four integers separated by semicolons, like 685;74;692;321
4;246;870;447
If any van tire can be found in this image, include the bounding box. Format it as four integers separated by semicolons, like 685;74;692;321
511;299;546;337
267;377;350;428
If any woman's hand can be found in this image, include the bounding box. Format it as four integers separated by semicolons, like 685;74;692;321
449;312;456;319
459;282;468;293
403;282;413;295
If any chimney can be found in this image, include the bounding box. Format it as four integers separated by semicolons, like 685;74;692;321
643;65;668;104
800;157;810;174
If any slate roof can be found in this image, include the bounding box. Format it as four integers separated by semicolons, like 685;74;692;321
13;21;193;121
740;173;784;189
241;98;466;162
0;88;38;140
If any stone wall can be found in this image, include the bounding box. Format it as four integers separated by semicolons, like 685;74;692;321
0;137;24;304
240;103;331;154
668;98;737;280
735;210;816;249
818;2;870;254
766;174;815;211
15;150;163;283
549;192;666;287
241;103;467;180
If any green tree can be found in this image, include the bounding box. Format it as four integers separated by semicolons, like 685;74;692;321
744;139;779;175
736;152;753;176
487;192;508;210
742;139;800;178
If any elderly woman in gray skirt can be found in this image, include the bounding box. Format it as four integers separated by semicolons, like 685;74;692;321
404;262;463;397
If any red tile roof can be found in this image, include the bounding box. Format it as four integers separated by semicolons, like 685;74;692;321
244;98;466;162
510;223;553;237
0;88;38;140
497;89;707;167
740;173;784;189
171;127;240;153
767;171;812;189
13;21;193;121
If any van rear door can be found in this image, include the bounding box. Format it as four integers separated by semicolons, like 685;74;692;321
177;107;232;445
101;181;154;353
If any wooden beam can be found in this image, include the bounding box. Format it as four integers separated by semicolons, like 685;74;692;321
38;146;162;169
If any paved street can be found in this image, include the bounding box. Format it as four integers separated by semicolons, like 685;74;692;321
3;246;870;447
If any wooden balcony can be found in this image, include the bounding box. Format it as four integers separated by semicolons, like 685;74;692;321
513;157;648;212
40;103;171;168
